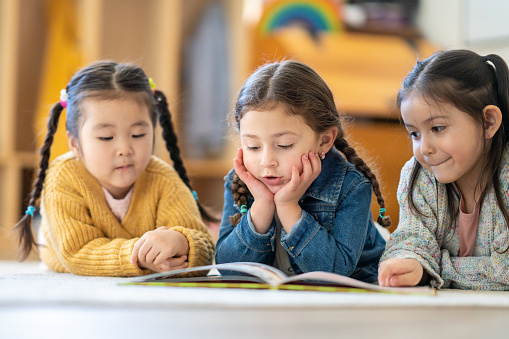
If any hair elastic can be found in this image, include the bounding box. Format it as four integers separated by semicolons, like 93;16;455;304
60;89;68;108
25;206;36;217
379;208;386;219
148;78;156;93
192;190;198;201
240;205;248;214
487;61;496;70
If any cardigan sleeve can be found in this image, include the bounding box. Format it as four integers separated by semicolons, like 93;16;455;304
438;153;509;290
380;159;445;288
382;157;509;290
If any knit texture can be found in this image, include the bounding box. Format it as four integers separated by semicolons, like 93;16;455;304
39;152;214;277
381;150;509;290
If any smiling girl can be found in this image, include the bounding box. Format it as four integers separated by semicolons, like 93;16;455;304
215;60;391;282
378;49;509;290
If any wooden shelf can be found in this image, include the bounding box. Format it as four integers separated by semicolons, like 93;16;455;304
0;0;246;260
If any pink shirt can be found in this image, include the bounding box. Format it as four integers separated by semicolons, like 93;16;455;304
458;196;480;257
101;187;133;221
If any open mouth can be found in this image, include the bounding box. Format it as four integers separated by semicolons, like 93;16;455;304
262;176;283;186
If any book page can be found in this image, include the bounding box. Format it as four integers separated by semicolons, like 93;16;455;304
133;262;289;287
283;271;433;294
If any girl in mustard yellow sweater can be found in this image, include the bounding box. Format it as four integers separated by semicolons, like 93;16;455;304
14;61;214;276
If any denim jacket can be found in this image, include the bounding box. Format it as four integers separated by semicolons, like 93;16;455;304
215;148;386;283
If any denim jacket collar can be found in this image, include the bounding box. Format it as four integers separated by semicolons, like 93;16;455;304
301;148;345;205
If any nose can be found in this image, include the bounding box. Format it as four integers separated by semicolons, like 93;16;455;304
117;138;133;157
419;135;434;156
260;149;277;168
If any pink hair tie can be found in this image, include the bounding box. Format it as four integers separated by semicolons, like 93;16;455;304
60;89;68;108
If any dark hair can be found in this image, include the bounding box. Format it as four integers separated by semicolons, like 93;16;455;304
397;49;509;238
228;60;391;228
15;60;215;261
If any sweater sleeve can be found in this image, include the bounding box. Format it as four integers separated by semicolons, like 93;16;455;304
154;166;215;270
380;159;445;288
41;181;147;277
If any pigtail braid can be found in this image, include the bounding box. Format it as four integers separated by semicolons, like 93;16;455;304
153;90;218;222
229;173;250;226
334;136;392;227
14;102;64;261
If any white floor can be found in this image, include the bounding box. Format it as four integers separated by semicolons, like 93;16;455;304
2;261;509;339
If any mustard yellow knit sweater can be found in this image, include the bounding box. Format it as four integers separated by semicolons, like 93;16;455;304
39;152;215;277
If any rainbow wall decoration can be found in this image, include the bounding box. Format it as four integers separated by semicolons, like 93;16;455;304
258;0;342;36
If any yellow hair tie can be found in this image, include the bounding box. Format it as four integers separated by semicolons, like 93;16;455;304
148;78;156;91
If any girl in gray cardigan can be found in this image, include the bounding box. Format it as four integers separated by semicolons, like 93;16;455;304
379;49;509;290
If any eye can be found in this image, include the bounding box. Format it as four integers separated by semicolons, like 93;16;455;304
408;131;420;139
132;134;146;138
99;137;113;141
278;144;293;149
431;126;445;133
246;146;259;151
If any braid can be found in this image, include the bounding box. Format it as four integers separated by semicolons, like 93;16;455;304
334;136;392;227
229;173;250;226
153;90;218;222
154;90;190;187
14;102;64;260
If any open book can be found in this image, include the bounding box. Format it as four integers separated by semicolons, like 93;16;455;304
122;262;435;295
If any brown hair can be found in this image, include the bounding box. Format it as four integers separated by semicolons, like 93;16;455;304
397;49;509;239
15;60;215;261
228;60;391;227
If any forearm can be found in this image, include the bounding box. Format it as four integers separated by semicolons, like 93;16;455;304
250;200;276;234
276;203;303;233
172;226;214;267
56;237;147;276
442;252;509;290
279;211;362;275
216;211;275;264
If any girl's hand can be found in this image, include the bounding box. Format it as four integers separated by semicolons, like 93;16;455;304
130;227;190;272
233;148;274;205
378;258;424;287
274;151;321;207
138;255;188;273
274;151;321;233
233;148;275;233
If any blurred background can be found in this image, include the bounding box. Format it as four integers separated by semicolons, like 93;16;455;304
1;0;508;260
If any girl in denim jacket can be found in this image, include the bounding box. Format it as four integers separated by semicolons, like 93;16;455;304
379;50;509;290
215;60;391;283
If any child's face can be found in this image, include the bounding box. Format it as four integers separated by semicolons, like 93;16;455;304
401;94;485;191
68;98;154;199
239;106;323;194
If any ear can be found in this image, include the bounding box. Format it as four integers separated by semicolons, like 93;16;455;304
318;127;338;153
66;131;81;158
483;105;502;139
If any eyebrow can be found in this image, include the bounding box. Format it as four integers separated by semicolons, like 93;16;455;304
405;115;449;129
242;131;299;139
93;121;151;129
